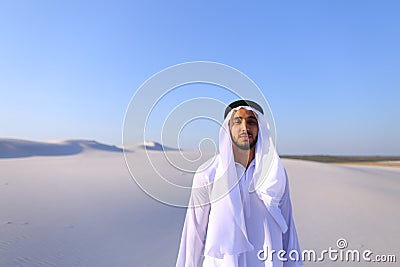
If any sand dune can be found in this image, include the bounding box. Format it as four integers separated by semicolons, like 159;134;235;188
0;139;179;159
0;146;398;266
125;141;180;151
0;139;123;158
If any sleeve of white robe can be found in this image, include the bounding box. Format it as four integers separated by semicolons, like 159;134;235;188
176;170;211;267
280;170;304;266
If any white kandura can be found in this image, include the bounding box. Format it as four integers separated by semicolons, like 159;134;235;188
176;106;303;267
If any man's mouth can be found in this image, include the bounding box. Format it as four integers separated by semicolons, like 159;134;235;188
239;134;252;139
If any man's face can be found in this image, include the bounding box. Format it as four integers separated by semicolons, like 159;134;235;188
229;108;259;150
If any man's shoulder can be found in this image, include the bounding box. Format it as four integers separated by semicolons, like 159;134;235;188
193;154;220;185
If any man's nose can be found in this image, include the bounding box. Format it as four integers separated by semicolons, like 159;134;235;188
241;121;249;131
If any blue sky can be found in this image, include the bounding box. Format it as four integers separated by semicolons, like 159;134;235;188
1;0;399;155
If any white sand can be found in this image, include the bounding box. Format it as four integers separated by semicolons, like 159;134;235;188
285;159;399;266
0;143;399;266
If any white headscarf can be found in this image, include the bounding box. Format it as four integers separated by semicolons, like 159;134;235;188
204;106;288;259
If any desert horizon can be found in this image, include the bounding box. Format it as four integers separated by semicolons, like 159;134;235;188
1;138;400;161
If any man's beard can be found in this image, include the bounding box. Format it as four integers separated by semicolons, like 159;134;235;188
231;133;258;150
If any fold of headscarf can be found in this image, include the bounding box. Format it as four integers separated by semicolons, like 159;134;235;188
204;106;288;261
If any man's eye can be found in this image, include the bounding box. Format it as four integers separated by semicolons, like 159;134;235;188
234;119;241;124
247;120;257;125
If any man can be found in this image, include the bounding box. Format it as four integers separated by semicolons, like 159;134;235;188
176;100;302;267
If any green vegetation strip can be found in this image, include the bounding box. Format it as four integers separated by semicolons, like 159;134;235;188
280;155;400;163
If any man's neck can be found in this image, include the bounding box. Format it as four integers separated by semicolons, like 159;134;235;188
232;145;255;169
